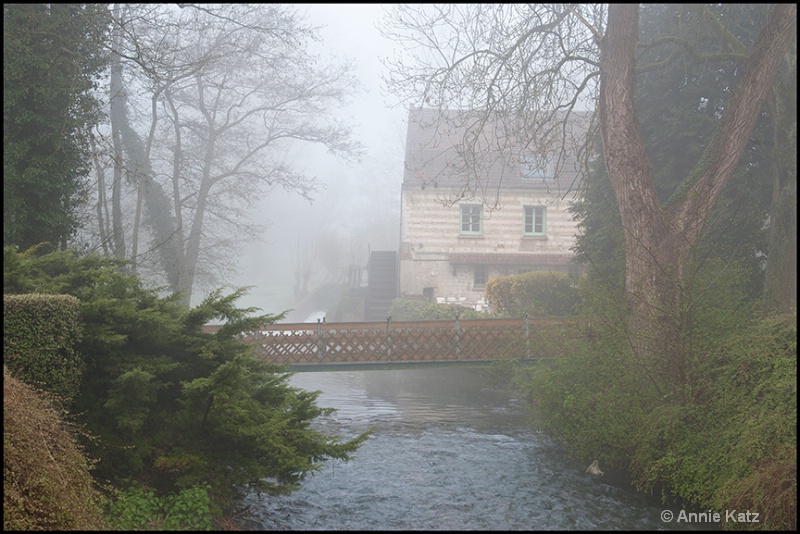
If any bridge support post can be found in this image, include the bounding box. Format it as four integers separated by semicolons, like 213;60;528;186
385;316;392;361
455;317;461;361
316;318;326;360
525;315;532;359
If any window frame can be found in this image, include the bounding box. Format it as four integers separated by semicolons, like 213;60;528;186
460;204;483;235
523;205;547;236
473;264;488;288
521;153;555;182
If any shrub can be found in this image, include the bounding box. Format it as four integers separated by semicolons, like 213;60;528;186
485;270;580;317
388;297;488;321
518;319;657;470
104;485;213;530
521;300;797;530
631;312;797;530
3;245;370;517
3;293;83;401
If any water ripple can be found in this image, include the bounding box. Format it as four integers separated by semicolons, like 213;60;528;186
238;368;708;530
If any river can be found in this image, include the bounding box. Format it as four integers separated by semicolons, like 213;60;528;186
236;365;707;530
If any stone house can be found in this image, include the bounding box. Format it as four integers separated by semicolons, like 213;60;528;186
398;107;589;311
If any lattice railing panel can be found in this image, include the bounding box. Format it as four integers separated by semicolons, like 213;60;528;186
224;318;580;366
385;322;458;362
244;327;321;365
317;327;389;363
457;320;530;361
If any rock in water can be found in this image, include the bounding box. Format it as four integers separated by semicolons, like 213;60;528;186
586;459;604;476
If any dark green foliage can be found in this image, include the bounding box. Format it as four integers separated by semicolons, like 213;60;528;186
574;4;777;306
387;297;488;321
3;293;83;401
484;271;580;318
521;264;796;529
570;132;626;303
637;4;771;206
3;4;110;249
104;485;213;530
631;313;796;530
3;245;370;516
655;4;774;293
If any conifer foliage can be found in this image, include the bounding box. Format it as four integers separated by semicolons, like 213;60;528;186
3;245;369;515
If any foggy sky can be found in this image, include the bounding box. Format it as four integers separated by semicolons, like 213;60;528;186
216;4;407;318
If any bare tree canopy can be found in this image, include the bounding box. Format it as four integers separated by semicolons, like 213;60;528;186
381;4;603;205
87;3;364;306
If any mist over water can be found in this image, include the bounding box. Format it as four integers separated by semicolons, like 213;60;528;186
237;367;709;530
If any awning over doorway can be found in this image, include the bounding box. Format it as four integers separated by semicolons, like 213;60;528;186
448;252;574;266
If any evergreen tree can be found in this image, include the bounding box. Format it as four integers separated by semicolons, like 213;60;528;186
3;4;110;250
3;245;370;515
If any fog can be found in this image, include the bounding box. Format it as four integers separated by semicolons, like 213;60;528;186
212;5;407;320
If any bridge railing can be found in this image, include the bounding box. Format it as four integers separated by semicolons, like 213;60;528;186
204;317;583;366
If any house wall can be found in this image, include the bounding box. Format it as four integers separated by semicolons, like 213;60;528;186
398;107;589;310
399;187;581;307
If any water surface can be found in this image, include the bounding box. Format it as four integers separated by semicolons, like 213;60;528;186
238;366;705;530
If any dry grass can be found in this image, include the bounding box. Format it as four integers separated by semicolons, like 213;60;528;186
3;365;106;530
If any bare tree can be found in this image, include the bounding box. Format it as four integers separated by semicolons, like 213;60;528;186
292;235;317;300
599;4;795;385
381;4;602;207
87;4;363;306
380;3;796;389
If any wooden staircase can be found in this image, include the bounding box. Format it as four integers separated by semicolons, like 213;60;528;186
365;251;397;321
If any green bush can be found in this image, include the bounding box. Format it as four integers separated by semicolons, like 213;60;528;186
105;485;213;530
520;271;796;530
388;297;488;321
485;270;580;317
517;248;797;529
3;245;370;517
3;293;83;401
519;318;658;470
631;312;796;529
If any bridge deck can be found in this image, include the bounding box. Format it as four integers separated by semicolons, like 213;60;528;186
204;317;582;368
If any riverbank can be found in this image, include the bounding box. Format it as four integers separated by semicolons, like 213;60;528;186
516;312;797;531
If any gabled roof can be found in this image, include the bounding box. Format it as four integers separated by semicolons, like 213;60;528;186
403;107;592;199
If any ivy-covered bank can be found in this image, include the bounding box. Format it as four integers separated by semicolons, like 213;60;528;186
514;311;796;531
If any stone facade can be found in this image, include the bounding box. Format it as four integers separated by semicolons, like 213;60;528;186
399;107;588;311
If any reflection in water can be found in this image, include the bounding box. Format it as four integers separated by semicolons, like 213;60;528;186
238;366;706;530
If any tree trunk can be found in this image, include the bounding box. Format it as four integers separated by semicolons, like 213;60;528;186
764;47;798;313
90;136;111;257
600;4;797;390
109;7;126;260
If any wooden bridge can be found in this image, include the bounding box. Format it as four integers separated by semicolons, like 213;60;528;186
204;317;584;370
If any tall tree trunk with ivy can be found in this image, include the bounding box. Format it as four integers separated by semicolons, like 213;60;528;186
599;4;797;390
